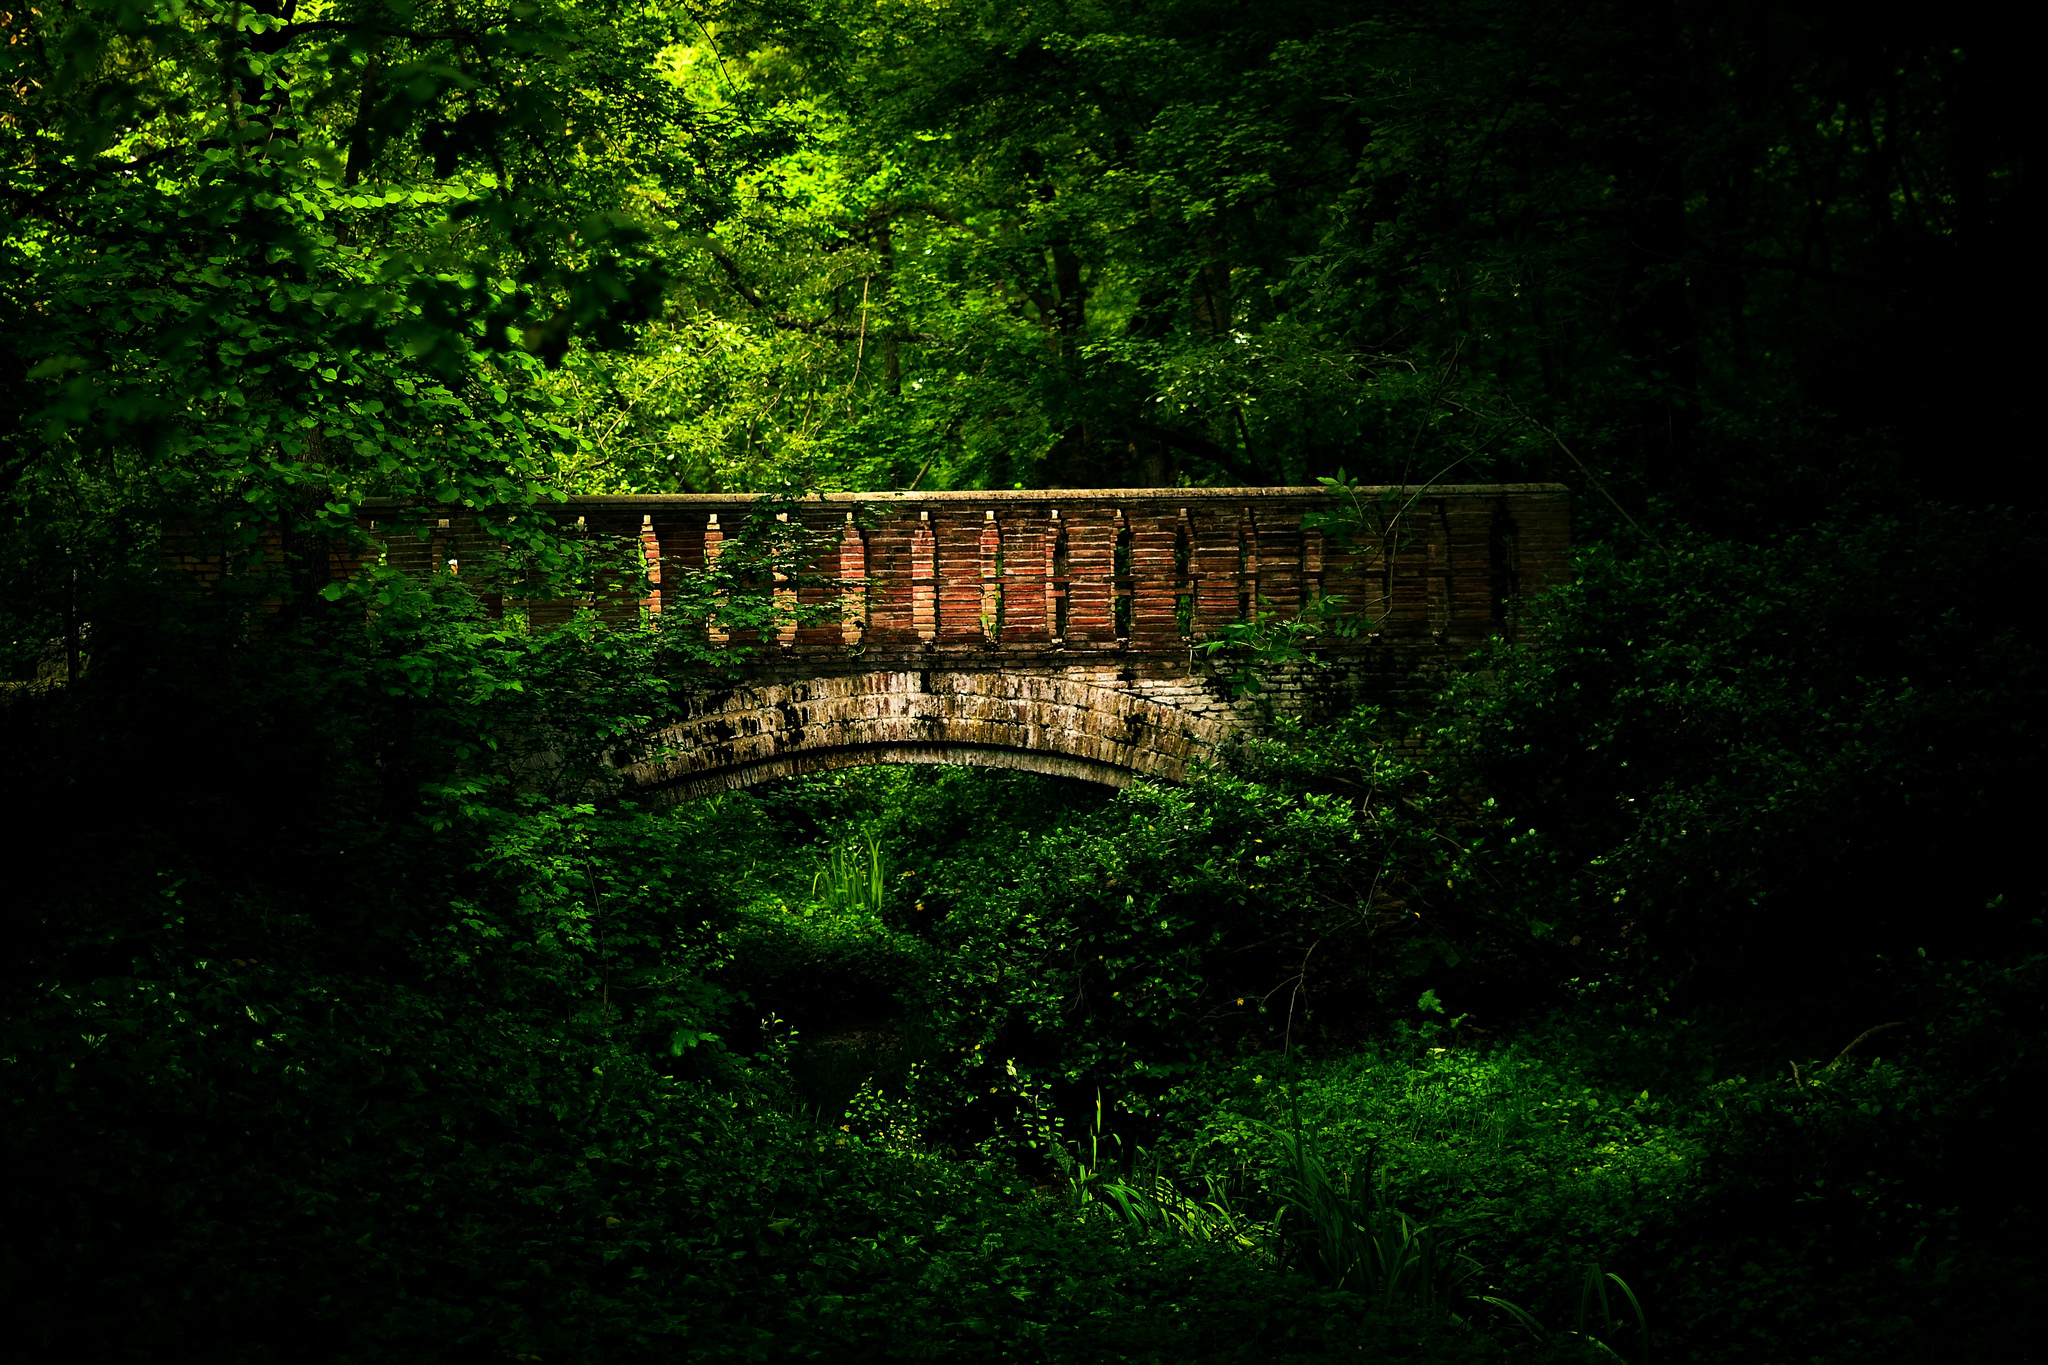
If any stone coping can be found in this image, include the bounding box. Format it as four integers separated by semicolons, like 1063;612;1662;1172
358;483;1569;511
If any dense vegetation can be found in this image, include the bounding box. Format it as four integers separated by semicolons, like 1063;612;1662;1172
2;0;2037;1361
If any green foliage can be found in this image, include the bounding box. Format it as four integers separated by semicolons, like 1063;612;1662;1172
813;828;889;917
1196;591;1363;698
1484;1266;1649;1365
1;0;2039;1358
1165;1043;1697;1317
1268;1116;1480;1312
1135;949;2046;1365
1061;1091;1262;1251
1623;952;2048;1365
1078;1169;1265;1252
0;0;722;643
719;887;926;1041
1413;512;2045;1010
513;0;2027;513
8;509;2039;1358
0;614;740;1357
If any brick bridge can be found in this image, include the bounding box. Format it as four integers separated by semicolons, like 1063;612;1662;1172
173;485;1570;796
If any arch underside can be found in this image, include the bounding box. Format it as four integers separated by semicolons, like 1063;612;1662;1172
623;669;1226;804
639;742;1143;801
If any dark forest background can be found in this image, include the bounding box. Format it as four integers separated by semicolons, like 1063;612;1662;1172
2;0;2039;1361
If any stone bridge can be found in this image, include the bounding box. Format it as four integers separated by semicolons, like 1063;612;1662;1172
169;485;1570;797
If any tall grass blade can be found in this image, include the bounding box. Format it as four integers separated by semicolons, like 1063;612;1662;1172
1480;1296;1546;1340
1605;1271;1650;1360
1266;1090;1477;1312
811;830;887;916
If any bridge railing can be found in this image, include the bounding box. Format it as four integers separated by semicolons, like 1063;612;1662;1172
167;485;1570;656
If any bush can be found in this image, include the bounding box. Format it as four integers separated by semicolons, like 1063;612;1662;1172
1157;1040;1698;1321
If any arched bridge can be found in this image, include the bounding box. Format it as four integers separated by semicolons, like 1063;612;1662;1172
168;485;1570;796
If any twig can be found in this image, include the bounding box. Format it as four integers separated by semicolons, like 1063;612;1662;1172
852;274;870;383
1828;1020;1905;1069
1282;941;1320;1061
709;245;943;342
1483;393;1661;549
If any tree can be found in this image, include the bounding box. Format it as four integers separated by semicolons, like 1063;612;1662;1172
0;0;719;647
538;0;2026;515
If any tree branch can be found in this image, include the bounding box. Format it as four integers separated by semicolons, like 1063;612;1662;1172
708;245;943;343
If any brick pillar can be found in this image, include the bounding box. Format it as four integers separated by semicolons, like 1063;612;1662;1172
1444;498;1495;644
431;512;496;618
790;508;838;650
1315;515;1374;630
1515;492;1572;596
1175;509;1195;639
650;508;703;627
1385;506;1430;639
862;507;909;646
1424;501;1452;639
1371;517;1396;632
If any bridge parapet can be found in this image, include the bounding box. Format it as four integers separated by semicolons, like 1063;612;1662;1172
355;484;1569;658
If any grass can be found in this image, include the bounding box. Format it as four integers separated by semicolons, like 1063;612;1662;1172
1146;1038;1697;1339
1268;1102;1480;1313
813;828;888;917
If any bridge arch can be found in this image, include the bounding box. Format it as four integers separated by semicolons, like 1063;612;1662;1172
621;669;1230;803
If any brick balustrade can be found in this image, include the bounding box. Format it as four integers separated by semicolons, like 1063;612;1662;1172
353;484;1570;653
